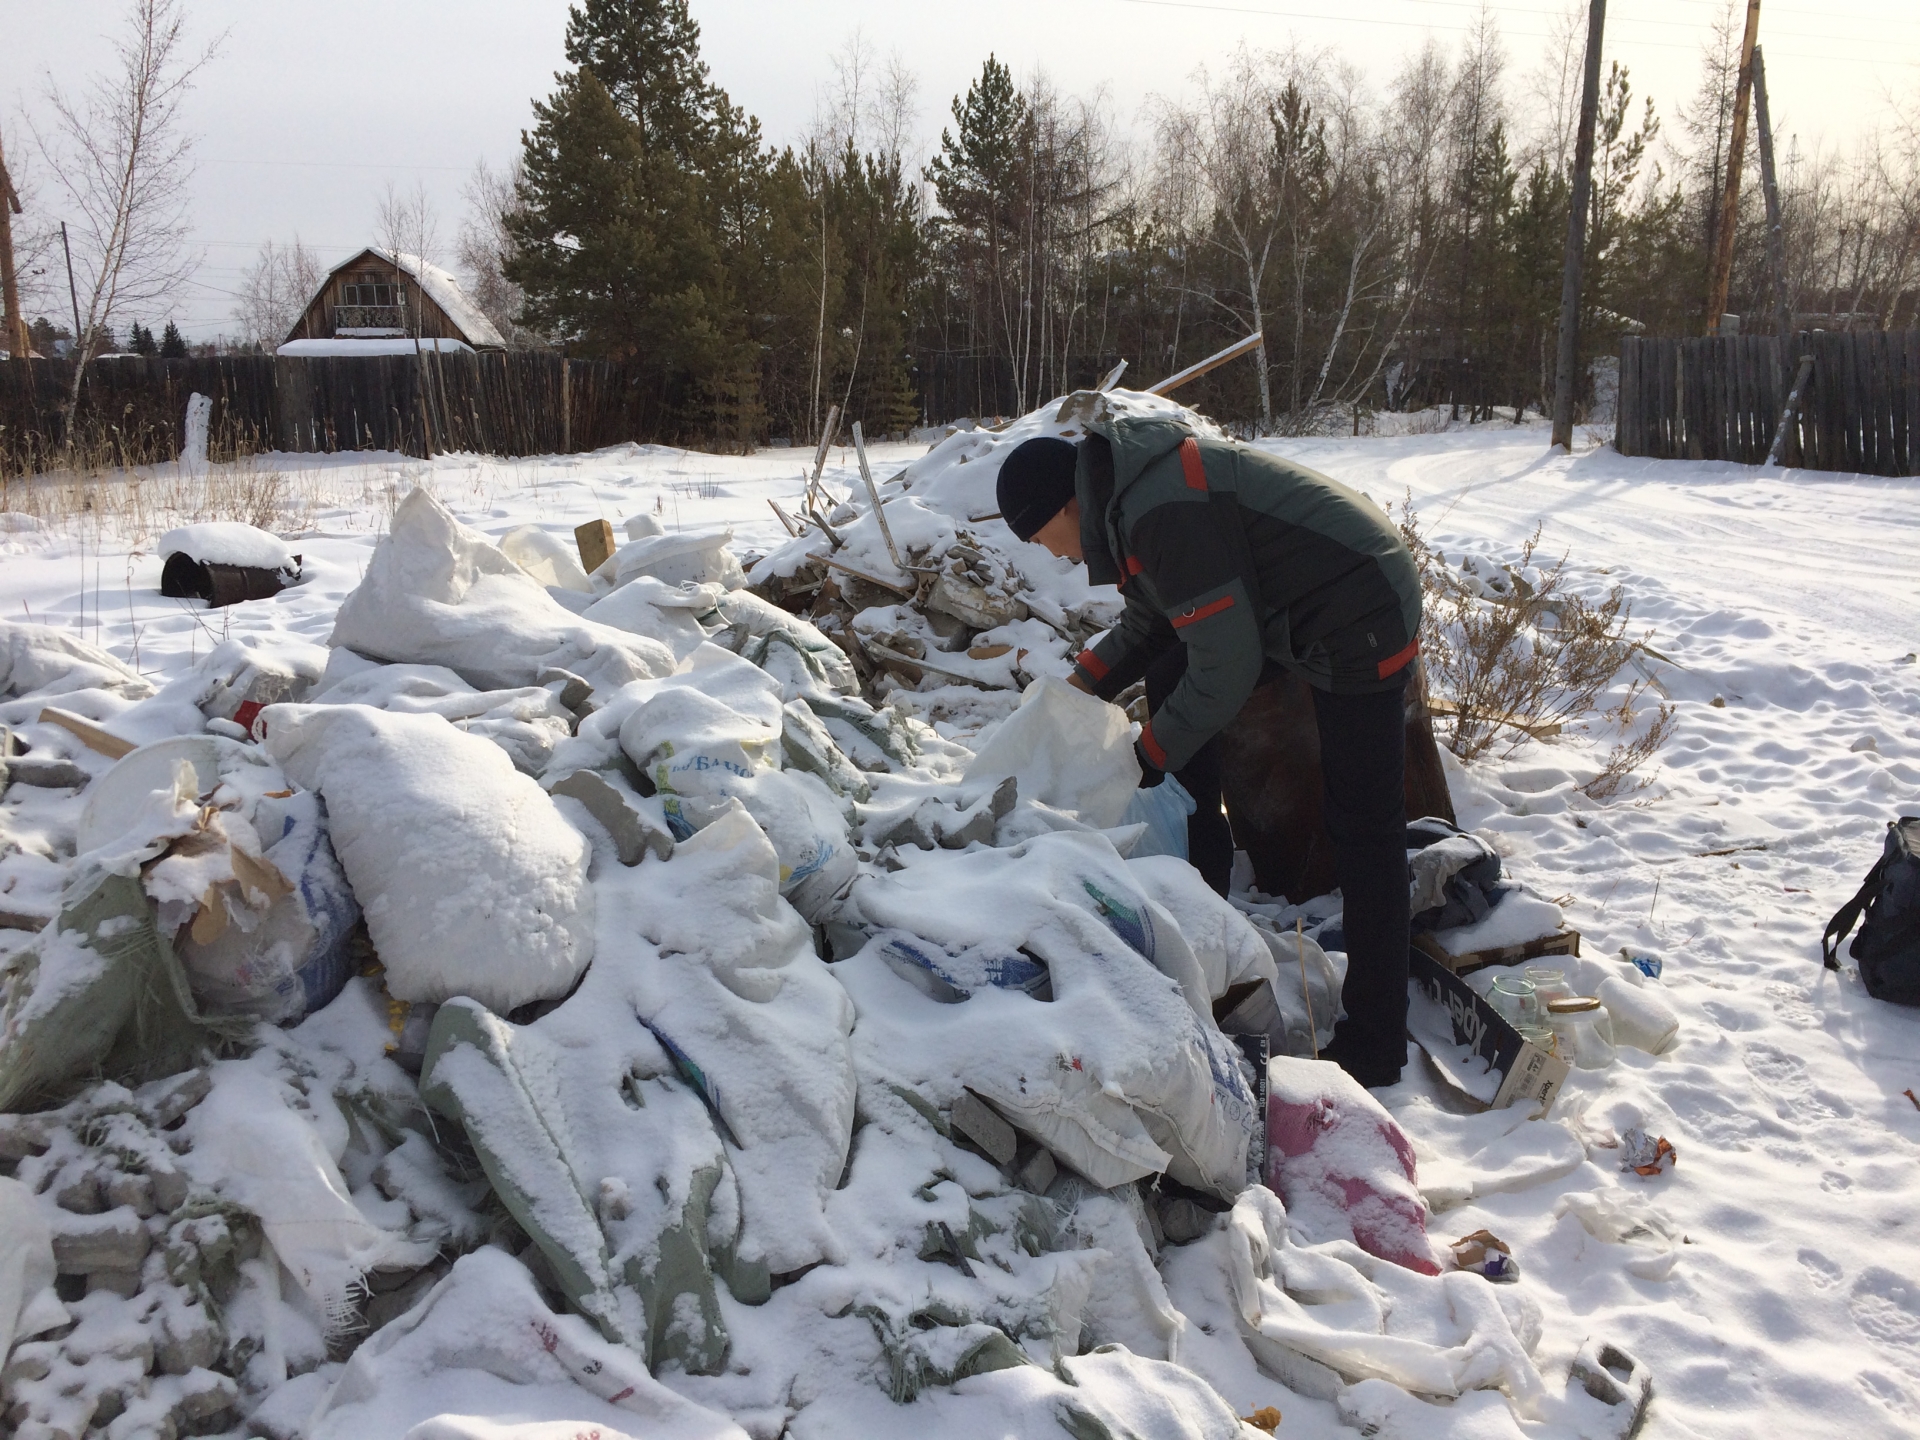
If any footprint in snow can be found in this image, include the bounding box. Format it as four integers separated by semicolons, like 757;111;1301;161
1850;1267;1920;1348
1799;1248;1844;1288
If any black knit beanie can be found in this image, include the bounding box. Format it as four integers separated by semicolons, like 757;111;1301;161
996;437;1080;541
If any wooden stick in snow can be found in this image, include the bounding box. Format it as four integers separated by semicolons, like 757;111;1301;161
1097;359;1128;391
1146;332;1264;397
851;420;904;571
804;403;841;515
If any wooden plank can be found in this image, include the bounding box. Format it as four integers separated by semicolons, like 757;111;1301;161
1618;340;1637;455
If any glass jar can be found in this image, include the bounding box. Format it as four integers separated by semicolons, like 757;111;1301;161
1488;976;1541;1030
1524;965;1575;1008
1547;996;1614;1069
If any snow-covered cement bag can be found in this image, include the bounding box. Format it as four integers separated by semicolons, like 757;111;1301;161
839;829;1255;1197
581;576;716;662
310;658;577;775
260;704;594;1013
306;1247;747;1440
181;1058;436;1334
614;646;855;918
600;521;745;591
0;619;154;714
498;522;594;593
328;488;674;695
1265;1056;1438;1274
961;676;1140;828
418;808;852;1368
613;806;857;1275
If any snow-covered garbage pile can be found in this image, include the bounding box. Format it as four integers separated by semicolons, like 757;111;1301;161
0;388;1679;1440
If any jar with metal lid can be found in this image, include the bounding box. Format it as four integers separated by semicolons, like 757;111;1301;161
1547;996;1615;1069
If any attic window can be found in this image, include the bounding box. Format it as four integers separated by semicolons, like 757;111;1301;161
340;275;403;306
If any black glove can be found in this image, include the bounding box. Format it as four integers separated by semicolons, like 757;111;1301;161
1134;737;1165;787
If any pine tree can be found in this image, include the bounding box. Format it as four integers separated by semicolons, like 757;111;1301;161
160;321;188;358
130;322;157;355
507;0;770;441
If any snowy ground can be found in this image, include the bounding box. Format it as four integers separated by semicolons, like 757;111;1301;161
3;423;1918;1439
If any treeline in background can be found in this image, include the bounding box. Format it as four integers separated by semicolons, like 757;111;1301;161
247;0;1920;445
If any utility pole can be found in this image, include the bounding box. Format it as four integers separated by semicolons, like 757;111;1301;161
0;133;29;359
1551;0;1608;452
1751;45;1792;342
1704;0;1763;333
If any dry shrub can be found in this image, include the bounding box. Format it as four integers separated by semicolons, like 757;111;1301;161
1398;502;1675;797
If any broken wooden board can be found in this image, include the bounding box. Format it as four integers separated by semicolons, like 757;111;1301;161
573;518;616;576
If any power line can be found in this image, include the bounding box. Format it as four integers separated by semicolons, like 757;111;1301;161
1104;0;1920;59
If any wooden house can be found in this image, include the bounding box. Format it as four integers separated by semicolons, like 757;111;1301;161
282;248;506;352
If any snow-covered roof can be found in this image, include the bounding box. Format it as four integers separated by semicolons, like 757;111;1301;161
276;337;475;358
300;247;507;350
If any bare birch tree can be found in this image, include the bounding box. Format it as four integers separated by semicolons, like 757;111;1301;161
232;236;322;348
458;158;537;346
1155;49;1285;432
36;0;218;446
376;179;441;267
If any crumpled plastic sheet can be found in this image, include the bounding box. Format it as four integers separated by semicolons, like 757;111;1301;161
1219;1187;1548;1416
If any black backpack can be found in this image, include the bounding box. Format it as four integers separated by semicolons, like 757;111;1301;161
1823;817;1920;1006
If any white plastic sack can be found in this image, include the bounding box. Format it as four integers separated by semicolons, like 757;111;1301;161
309;661;576;775
601;526;745;591
1122;773;1195;860
260;704;594;1014
0;619;154;704
962;676;1140;828
498;524;594;593
328;488;673;694
581;576;717;662
1597;973;1680;1054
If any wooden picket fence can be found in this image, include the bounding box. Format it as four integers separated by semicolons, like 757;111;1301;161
1616;330;1920;476
0;351;662;476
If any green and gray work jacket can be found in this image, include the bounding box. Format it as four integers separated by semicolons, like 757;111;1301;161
1068;414;1422;773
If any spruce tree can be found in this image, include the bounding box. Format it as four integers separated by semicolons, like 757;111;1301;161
160;321;188;358
130;322;158;355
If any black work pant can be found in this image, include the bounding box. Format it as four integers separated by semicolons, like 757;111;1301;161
1144;649;1410;1085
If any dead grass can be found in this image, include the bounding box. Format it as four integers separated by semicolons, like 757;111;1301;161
0;446;319;550
1399;501;1675;797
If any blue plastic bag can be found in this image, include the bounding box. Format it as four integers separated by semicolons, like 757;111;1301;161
1121;773;1195;860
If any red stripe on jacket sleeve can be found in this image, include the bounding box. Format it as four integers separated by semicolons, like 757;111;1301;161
1377;637;1420;679
1178;436;1207;490
1075;648;1110;681
1139;720;1168;770
1170;594;1235;629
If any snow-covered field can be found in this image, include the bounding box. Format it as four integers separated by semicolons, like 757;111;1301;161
2;419;1917;1440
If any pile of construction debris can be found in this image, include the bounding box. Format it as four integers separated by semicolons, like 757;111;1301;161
0;381;1653;1440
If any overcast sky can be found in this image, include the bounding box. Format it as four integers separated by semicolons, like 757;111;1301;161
5;0;1915;340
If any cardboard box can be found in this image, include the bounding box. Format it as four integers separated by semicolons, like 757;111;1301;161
1407;948;1569;1112
1413;924;1581;977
